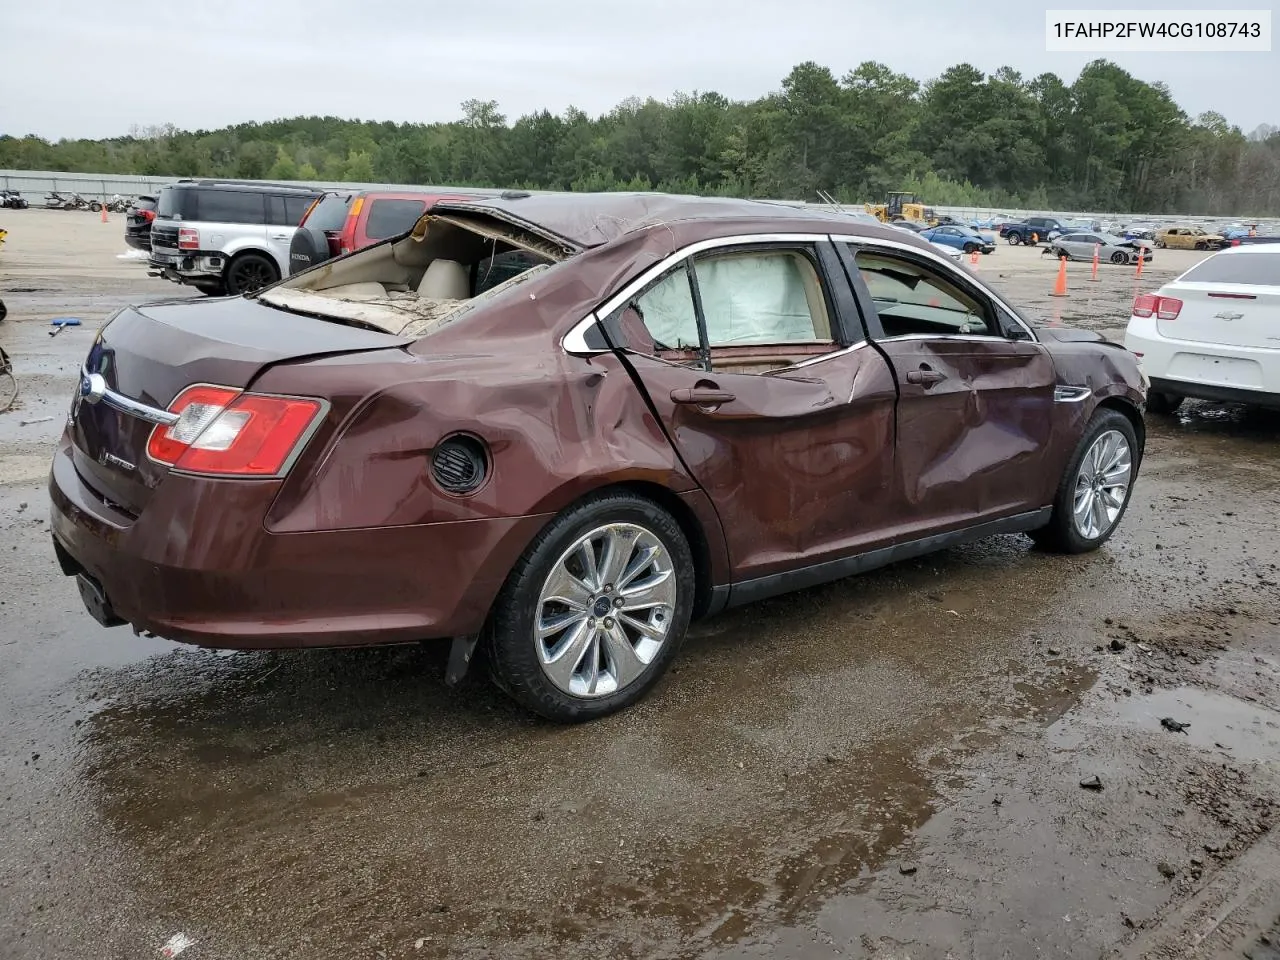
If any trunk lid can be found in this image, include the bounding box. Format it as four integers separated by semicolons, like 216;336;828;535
1157;283;1280;348
71;298;408;515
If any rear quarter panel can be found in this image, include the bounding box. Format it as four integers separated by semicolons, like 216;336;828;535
250;339;725;564
249;340;731;612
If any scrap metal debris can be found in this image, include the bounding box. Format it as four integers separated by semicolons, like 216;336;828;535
1161;717;1191;734
1079;775;1104;790
159;933;196;957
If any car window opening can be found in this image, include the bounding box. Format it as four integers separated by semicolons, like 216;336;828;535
258;213;563;336
611;246;838;375
854;252;995;338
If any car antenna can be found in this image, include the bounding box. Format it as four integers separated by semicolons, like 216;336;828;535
816;189;843;214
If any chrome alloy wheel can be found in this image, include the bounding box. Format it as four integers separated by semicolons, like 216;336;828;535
535;523;677;698
1073;429;1132;540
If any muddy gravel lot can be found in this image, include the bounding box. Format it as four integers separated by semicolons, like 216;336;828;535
1;209;1277;960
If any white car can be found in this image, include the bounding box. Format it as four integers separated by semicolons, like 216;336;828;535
928;239;964;261
1124;246;1280;413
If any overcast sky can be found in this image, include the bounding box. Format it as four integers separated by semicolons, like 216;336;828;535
2;0;1275;140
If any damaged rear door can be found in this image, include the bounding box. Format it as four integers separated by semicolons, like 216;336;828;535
598;238;899;583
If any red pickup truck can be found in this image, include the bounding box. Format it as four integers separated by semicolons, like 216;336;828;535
288;189;487;275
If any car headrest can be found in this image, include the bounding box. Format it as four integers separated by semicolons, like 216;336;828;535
417;259;469;299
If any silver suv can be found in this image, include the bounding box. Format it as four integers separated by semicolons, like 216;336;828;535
148;180;321;295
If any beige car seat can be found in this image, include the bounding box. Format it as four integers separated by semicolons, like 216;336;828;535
418;259;470;299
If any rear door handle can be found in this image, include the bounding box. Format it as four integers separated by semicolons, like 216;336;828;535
906;369;947;386
670;388;736;405
270;232;291;240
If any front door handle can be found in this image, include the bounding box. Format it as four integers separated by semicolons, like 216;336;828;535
670;388;736;405
906;368;947;386
270;232;291;240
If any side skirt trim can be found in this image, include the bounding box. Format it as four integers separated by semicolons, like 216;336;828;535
726;508;1053;608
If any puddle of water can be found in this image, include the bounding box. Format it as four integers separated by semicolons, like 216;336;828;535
1052;685;1280;762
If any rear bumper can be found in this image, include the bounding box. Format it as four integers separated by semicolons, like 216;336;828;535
48;434;551;649
1125;319;1280;408
149;248;225;282
1148;377;1280;409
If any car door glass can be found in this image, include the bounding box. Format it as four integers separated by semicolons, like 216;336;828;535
693;249;831;346
631;266;701;352
267;195;288;226
197;190;266;224
365;199;429;240
284;195;314;224
853;250;996;338
606;247;838;370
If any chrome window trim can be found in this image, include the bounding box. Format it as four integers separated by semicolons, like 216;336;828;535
789;341;871;368
867;333;1016;345
561;230;1039;355
561;233;835;355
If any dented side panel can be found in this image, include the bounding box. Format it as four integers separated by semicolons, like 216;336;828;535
876;338;1058;528
256;347;698;532
621;348;899;580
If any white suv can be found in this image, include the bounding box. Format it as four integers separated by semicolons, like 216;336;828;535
148;180;321;296
1124;245;1280;413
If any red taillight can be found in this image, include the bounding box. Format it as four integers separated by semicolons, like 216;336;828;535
178;227;199;250
143;209;156;222
1132;293;1181;320
147;385;323;477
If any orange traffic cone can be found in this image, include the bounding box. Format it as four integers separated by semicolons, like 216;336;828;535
968;249;979;267
1134;253;1144;279
1051;256;1068;297
100;203;108;223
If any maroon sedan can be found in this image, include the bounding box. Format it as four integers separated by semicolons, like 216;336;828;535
50;193;1146;721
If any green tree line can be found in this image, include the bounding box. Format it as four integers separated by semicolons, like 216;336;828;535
3;59;1278;215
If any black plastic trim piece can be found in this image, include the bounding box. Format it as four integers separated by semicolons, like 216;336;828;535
726;508;1053;607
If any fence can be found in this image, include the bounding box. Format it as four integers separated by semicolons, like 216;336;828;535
3;169;1276;231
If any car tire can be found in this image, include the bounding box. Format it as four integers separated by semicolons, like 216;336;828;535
1110;251;1128;264
963;242;978;254
1145;391;1183;415
89;201;102;212
1029;408;1139;555
487;491;696;722
1155;240;1166;248
224;252;279;295
1007;233;1022;246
